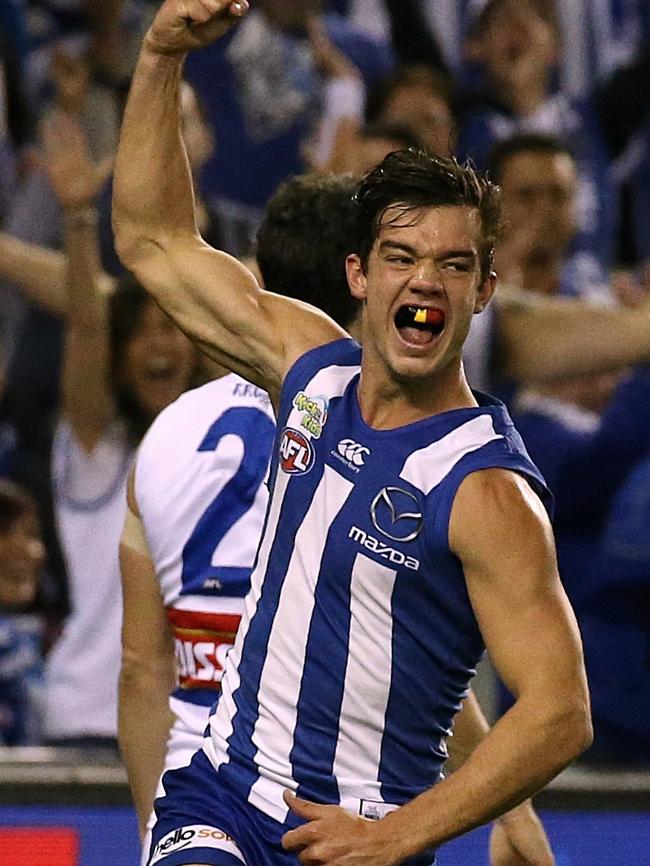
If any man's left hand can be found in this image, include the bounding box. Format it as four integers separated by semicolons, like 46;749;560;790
281;791;402;866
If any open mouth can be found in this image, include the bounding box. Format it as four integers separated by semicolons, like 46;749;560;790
394;305;445;346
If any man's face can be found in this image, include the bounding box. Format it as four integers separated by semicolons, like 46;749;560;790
500;150;578;257
346;205;494;383
471;0;556;89
0;509;44;609
119;300;197;421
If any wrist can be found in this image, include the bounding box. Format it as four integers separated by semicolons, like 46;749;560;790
496;798;534;825
376;808;429;864
142;31;188;62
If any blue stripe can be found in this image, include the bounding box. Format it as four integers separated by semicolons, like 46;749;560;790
379;548;483;803
218;459;327;798
288;502;359;803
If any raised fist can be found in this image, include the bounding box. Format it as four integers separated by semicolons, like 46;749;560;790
147;0;249;56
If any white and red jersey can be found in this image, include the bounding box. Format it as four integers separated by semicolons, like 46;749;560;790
134;374;275;726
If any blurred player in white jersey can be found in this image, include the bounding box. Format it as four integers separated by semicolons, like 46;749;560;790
118;173;362;854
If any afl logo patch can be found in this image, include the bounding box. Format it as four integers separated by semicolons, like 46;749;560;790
279;428;315;475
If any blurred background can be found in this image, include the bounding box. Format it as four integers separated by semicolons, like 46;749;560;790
0;0;649;863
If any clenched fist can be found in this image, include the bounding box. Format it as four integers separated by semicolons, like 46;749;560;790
146;0;249;56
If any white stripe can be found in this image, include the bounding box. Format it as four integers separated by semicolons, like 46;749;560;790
306;362;359;402
333;552;397;807
247;464;355;821
172;595;246;615
284;363;359;435
204;468;291;770
400;415;502;495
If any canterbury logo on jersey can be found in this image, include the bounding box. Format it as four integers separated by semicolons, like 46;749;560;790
167;609;241;690
337;438;370;466
349;526;420;570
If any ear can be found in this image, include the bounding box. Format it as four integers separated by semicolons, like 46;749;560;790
346;254;367;301
474;271;497;314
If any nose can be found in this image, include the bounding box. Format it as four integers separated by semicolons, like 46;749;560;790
408;262;443;294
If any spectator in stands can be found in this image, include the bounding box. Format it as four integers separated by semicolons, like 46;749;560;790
365;64;455;157
0;480;46;745
183;0;393;256
580;454;650;765
318;120;421;176
40;111;200;750
486;133;650;633
489;133;611;304
456;0;650;272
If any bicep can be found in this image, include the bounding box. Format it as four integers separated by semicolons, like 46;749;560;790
450;470;587;703
129;236;347;396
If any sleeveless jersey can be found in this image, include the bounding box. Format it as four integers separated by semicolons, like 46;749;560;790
204;339;552;825
134;375;275;713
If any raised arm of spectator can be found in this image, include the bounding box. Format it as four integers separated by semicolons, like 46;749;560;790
451;691;555;866
43;110;115;453
112;0;346;404
496;289;650;382
306;16;366;175
119;467;175;838
0;232;67;316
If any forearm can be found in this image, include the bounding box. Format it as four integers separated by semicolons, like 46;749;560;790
113;45;197;264
0;232;67;316
498;291;650;382
382;696;589;860
63;207;108;326
118;664;175;837
61;207;114;446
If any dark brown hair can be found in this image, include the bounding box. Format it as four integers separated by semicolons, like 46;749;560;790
354;148;501;281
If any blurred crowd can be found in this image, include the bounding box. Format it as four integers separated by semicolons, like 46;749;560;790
0;0;649;769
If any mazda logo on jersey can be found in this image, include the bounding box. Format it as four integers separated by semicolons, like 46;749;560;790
370;487;423;542
279;428;315;474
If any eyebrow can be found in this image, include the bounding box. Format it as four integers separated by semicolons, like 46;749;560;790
379;241;478;261
438;249;478;261
379;241;419;256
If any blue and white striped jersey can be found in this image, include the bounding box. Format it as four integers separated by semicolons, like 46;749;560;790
204;339;551;826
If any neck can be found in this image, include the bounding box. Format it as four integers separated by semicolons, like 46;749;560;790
356;357;477;430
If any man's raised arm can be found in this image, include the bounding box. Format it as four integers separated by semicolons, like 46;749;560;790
113;0;345;399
